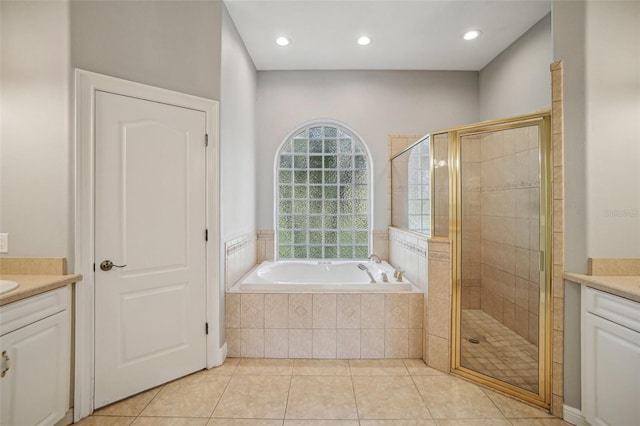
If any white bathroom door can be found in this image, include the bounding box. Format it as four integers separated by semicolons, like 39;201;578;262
93;91;208;408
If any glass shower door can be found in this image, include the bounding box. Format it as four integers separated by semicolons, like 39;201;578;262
454;118;550;405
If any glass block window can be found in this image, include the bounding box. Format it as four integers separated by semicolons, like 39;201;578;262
408;140;431;234
276;124;370;260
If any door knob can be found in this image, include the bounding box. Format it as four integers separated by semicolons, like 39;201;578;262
100;260;127;271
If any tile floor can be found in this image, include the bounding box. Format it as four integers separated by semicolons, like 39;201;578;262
77;358;571;426
460;310;539;393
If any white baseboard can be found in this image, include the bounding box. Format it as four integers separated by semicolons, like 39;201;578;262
54;409;74;426
220;342;228;363
563;404;587;426
207;342;227;369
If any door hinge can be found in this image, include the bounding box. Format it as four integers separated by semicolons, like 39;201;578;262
205;134;209;147
205;322;209;335
205;229;208;241
93;263;95;272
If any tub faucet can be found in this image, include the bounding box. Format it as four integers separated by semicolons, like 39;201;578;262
368;253;381;263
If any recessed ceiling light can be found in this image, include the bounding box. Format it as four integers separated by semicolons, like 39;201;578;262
463;30;481;41
276;36;290;46
357;36;372;46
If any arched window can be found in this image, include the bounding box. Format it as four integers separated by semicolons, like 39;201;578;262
275;122;371;260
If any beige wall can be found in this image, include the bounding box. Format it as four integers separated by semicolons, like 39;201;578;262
220;3;259;341
1;1;225;269
584;1;640;258
70;0;223;100
0;0;73;261
479;13;552;121
256;70;479;231
554;0;640;410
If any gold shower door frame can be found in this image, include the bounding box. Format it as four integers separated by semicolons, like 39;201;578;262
448;112;552;409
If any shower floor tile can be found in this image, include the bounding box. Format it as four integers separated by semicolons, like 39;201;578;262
460;309;539;393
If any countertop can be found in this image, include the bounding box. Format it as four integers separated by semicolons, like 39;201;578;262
564;272;640;303
0;274;82;306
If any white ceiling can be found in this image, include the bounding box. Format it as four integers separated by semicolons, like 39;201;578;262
224;0;551;71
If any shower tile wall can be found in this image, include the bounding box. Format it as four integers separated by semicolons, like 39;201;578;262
464;127;541;345
461;136;482;310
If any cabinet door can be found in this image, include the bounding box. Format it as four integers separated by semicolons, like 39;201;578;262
0;310;70;426
583;312;640;426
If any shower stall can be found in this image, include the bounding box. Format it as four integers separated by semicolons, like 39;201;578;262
435;112;552;407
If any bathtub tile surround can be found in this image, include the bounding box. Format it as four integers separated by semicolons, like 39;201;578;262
337;329;361;358
389;227;428;291
225;233;257;290
226;292;423;359
225;293;241;328
265;294;289;328
360;329;385;358
289;329;312;358
241;293;264;328
384;294;410;328
84;358;564;424
264;329;288;358
240;329;264;358
257;230;275;263
313;294;337;328
289;294;313;328
313;329;337;358
372;230;390;261
388;226;430;368
337;294;361;328
360;294;384;328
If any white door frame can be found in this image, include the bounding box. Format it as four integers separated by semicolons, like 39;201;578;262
74;70;224;421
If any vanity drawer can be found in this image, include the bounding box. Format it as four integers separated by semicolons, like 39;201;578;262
0;286;70;336
585;287;640;333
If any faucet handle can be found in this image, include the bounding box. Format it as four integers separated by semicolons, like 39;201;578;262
394;269;404;282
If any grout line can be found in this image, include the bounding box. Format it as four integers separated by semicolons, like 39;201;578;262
480;386;509;419
407;367;435;420
207;372;234;420
349;365;362;421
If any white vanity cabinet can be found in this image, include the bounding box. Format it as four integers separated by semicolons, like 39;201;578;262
0;286;71;426
582;286;640;426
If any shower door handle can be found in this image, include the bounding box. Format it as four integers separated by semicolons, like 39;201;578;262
539;251;545;272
